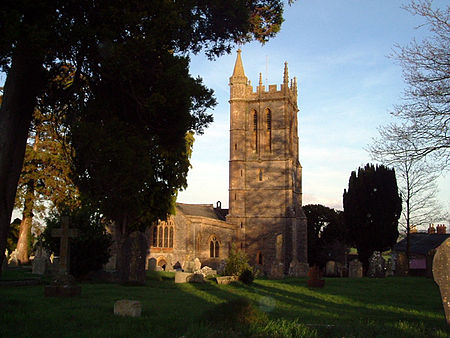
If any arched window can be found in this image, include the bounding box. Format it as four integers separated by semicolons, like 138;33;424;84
257;252;263;265
164;226;169;247
152;226;157;247
158;226;163;247
169;227;174;248
210;236;220;258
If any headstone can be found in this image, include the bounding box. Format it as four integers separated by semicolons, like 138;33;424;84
268;261;284;279
51;215;78;274
120;231;148;285
182;260;195;273
289;259;308;277
307;266;325;288
385;258;394;277
175;271;192;283
194;257;202;271
104;254;117;272
395;252;408;276
32;245;50;275
432;238;450;325
368;251;385;278
45;216;81;297
325;261;337;277
348;259;363;278
8;249;19;267
147;258;157;271
114;300;142;317
216;275;239;285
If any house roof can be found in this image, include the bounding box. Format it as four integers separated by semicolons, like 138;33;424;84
176;203;228;221
394;233;450;255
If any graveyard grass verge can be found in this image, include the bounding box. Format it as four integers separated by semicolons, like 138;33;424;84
0;268;448;337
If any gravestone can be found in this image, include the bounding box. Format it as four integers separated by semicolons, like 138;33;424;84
8;249;19;267
307;266;324;288
114;300;142;317
385;258;394;277
348;259;363;278
216;275;239;285
194;258;202;271
120;231;148;285
51;215;78;274
395;252;408;276
432;238;450;325
268;261;284;279
325;261;337;277
182;260;196;273
104;254;117;272
368;251;385;278
45;216;81;297
32;244;50;275
147;257;157;271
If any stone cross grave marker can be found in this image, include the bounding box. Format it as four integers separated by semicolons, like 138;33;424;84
51;216;78;274
432;238;450;325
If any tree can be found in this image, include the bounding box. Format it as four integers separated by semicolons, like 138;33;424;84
14;106;79;264
374;0;450;167
303;204;346;267
0;0;290;273
369;136;447;264
343;164;402;272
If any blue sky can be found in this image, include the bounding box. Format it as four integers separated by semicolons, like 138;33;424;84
178;0;449;220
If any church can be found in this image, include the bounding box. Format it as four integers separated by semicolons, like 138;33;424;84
146;50;308;277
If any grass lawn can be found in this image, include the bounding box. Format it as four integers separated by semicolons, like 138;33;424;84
0;268;448;337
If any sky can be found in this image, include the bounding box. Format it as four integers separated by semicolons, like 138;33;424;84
177;0;450;224
3;0;448;228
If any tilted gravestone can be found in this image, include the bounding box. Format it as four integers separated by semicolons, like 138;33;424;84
432;238;450;325
120;231;148;285
348;259;363;278
368;251;385;278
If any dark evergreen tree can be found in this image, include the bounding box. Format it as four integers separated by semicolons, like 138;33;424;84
343;164;402;272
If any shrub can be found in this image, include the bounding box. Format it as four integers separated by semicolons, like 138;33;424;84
239;268;254;285
41;205;112;278
223;244;251;276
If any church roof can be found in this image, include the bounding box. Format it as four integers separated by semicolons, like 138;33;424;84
176;203;228;221
394;233;450;255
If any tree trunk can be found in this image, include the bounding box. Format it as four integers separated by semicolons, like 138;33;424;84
16;183;35;264
0;45;45;274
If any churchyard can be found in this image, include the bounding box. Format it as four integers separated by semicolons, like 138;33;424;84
1;268;448;337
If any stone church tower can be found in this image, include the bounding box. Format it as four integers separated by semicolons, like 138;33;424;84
227;50;308;276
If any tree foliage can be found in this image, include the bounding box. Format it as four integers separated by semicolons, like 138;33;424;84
0;0;291;273
372;0;450;167
343;164;402;271
224;244;252;277
304;204;345;267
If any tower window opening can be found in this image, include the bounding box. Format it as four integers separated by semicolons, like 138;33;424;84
235;143;237;150
266;109;272;152
259;169;263;181
253;111;258;131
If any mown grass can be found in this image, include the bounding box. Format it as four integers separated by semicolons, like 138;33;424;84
0;268;448;337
